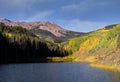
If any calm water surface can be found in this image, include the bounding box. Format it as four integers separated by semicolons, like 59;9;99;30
0;63;120;82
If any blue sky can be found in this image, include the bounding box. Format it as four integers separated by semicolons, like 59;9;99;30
0;0;120;32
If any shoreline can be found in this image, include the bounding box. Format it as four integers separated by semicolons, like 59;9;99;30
1;56;120;72
90;64;120;72
49;56;120;72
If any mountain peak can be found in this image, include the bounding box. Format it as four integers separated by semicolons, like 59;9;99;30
0;18;68;37
0;18;11;23
0;18;84;42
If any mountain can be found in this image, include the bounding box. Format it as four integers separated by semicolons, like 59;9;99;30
1;18;120;69
65;24;120;70
0;18;85;42
0;23;69;63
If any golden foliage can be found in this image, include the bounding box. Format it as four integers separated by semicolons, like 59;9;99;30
5;33;12;38
79;36;99;53
97;29;109;33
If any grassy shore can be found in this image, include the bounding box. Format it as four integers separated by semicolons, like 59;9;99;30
90;64;120;72
75;57;120;72
48;55;120;72
47;55;73;62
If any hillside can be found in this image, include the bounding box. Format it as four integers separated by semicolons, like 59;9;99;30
0;18;85;42
0;23;69;63
65;24;120;69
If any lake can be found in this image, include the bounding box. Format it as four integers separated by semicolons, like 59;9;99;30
0;63;120;82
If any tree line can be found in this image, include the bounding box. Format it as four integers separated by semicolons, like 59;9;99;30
0;23;71;63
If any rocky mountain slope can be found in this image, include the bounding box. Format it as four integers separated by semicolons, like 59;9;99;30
0;18;85;42
65;24;120;70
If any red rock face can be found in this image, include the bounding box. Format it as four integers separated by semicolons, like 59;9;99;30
0;18;67;37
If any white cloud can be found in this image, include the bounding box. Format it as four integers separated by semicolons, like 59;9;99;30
57;19;109;32
61;0;109;12
62;4;79;10
27;10;54;21
61;3;88;12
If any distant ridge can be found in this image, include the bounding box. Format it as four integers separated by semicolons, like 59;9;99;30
0;18;85;42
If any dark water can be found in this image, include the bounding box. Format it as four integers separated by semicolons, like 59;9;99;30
0;63;120;82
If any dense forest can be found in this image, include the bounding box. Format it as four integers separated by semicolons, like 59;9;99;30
0;23;71;63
